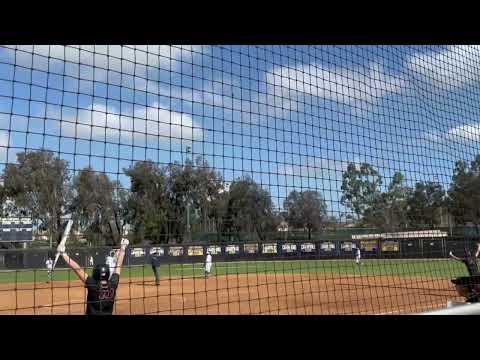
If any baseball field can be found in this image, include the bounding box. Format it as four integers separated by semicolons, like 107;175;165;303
0;258;468;315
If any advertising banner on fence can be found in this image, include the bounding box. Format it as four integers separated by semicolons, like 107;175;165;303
225;245;239;255
149;247;164;256
206;245;222;255
282;243;297;253
187;246;204;256
244;243;258;254
262;243;277;254
320;242;335;252
131;248;145;258
169;246;184;256
301;243;316;253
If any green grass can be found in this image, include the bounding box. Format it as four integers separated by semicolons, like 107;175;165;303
0;258;469;284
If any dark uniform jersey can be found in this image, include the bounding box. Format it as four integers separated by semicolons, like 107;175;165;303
151;254;161;267
461;257;479;276
85;273;120;315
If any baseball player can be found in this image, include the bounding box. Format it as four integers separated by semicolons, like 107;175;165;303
449;250;479;276
45;257;53;283
58;237;129;315
355;247;362;265
150;251;161;285
205;250;212;278
105;250;117;279
88;255;94;267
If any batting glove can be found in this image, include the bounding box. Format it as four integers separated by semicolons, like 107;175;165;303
57;243;66;255
120;238;129;250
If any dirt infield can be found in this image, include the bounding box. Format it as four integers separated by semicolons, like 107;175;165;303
0;273;462;315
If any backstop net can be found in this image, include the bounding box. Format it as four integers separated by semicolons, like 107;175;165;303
0;45;479;315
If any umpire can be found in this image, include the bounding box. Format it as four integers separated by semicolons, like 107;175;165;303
150;251;161;285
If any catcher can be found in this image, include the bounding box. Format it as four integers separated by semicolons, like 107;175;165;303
57;237;129;315
449;249;480;303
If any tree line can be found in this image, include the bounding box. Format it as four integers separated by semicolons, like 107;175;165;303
340;159;480;234
0;150;478;247
0;150;327;247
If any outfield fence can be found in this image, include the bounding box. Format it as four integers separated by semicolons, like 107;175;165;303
0;236;477;270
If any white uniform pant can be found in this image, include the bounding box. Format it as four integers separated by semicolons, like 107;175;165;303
205;262;212;273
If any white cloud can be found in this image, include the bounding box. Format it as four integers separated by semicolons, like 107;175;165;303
0;132;8;147
446;122;480;142
421;122;480;144
407;45;480;90
265;61;406;106
0;132;8;162
422;131;443;142
5;45;206;80
57;103;203;143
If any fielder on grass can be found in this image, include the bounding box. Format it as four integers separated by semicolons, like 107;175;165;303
205;250;212;277
57;237;129;315
355;247;362;265
45;257;53;283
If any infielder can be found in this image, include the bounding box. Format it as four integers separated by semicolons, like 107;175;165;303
150;251;161;285
45;257;53;283
355;247;362;265
205;250;212;277
105;250;117;279
58;237;129;315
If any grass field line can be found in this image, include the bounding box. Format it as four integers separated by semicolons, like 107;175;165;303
0;257;454;273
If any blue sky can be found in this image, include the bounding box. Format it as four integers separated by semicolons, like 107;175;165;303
1;45;480;217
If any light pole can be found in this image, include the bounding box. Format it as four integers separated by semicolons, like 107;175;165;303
185;145;192;242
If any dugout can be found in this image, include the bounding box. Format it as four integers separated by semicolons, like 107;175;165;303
400;238;421;258
380;240;400;259
4;252;24;269
422;239;444;258
359;240;379;258
445;238;478;257
339;241;358;258
445;238;466;257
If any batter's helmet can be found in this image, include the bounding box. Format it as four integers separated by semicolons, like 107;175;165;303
92;264;110;281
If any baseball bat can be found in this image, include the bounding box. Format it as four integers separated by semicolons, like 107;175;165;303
53;219;73;271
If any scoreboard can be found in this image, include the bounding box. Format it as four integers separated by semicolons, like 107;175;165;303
0;217;33;242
